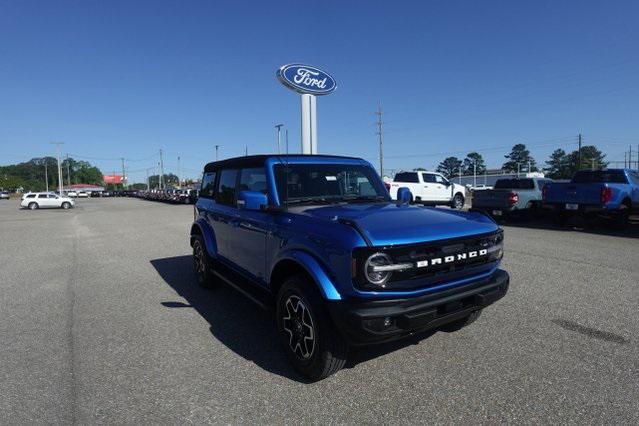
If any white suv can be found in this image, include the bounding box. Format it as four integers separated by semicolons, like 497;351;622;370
388;171;467;209
21;192;75;210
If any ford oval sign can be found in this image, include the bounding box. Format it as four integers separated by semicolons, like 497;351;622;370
277;64;337;95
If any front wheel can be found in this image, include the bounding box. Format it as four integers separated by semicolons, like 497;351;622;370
451;193;465;209
276;276;347;381
61;202;71;210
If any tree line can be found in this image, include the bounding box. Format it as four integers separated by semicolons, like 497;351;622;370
434;143;607;180
0;157;103;191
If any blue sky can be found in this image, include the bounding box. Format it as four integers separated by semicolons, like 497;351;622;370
1;0;638;182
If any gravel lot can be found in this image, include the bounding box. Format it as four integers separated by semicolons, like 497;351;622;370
1;197;638;424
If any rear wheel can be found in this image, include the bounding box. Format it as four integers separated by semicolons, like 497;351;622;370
192;235;215;289
28;202;38;210
612;205;630;230
451;193;465;209
276;276;347;381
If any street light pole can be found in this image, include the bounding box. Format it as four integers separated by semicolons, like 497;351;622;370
50;142;64;194
44;162;49;192
215;145;220;161
275;124;284;154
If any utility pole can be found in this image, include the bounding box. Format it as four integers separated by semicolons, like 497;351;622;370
66;154;71;188
630;145;633;170
145;168;152;191
285;129;289;154
215;145;220;161
44;162;49;192
473;162;477;189
275;124;284;154
375;102;384;176
577;133;582;170
177;156;181;188
245;146;248;156
50;142;64;194
159;149;165;190
624;152;627;168
120;157;126;190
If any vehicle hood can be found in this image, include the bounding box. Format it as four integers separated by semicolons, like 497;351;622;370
291;203;498;246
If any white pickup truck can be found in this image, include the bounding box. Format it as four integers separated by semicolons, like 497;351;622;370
387;170;467;209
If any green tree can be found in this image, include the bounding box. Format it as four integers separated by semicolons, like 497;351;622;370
149;173;179;189
544;149;571;179
502;144;537;173
463;152;486;175
568;145;607;172
436;157;463;179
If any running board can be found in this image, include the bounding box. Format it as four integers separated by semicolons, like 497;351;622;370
210;267;271;310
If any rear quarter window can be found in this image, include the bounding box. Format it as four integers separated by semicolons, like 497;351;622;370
199;172;217;198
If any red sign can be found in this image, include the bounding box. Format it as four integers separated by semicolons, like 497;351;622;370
103;175;124;184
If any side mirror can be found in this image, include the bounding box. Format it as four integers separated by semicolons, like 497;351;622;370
237;190;268;211
397;187;412;205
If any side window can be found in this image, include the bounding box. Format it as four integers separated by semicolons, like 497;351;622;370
26;194;36;198
199;172;217;198
239;168;267;194
423;173;436;183
37;194;47;199
434;174;447;184
217;169;238;206
395;172;419;183
49;194;59;199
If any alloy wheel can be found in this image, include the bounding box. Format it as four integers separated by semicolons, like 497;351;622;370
282;295;315;360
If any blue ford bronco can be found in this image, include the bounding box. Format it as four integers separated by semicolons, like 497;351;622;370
191;155;509;380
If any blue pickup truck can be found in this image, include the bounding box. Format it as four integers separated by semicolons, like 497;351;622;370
543;169;639;228
191;155;509;380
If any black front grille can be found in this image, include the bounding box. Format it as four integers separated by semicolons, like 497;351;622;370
353;230;503;291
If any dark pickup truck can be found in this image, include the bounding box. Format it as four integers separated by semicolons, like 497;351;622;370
472;177;551;218
543;169;639;228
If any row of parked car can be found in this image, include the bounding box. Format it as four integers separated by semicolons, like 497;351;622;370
133;188;199;204
470;169;638;228
385;168;639;228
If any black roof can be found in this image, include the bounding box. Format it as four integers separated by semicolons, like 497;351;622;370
202;154;363;173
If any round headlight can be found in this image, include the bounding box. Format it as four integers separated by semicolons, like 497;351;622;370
365;253;393;286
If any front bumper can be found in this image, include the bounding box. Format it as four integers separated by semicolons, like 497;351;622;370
328;269;509;345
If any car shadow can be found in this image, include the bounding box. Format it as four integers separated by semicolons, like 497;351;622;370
150;255;440;382
495;213;639;239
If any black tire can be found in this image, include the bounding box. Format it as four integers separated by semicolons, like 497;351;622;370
61;202;71;210
440;309;482;332
28;202;38;210
276;276;347;381
451;193;465;209
192;235;216;289
552;211;568;226
612;206;630;230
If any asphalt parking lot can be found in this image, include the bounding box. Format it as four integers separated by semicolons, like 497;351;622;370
1;198;638;424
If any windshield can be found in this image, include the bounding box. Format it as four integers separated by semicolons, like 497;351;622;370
572;170;627;184
494;179;535;189
274;163;389;205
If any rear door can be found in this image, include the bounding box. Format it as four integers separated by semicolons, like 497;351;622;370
210;169;239;262
390;172;420;199
226;167;270;281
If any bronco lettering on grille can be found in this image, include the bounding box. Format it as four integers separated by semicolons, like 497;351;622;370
416;249;488;269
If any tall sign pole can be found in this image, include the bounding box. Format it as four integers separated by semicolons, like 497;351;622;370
277;64;336;155
275;124;284;154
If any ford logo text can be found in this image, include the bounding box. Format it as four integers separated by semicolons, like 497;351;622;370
277;64;337;95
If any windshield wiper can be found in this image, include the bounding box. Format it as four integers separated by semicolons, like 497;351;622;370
285;197;334;205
